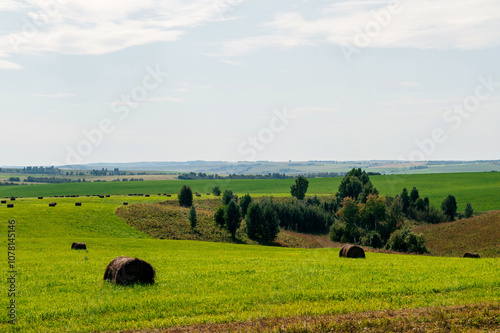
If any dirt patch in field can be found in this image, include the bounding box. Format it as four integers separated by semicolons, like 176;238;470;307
121;303;499;333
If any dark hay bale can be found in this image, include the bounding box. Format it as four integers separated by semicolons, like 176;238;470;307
75;202;82;206
123;202;128;205
38;196;43;199
105;195;110;198
49;202;57;207
463;252;480;258
1;200;6;204
339;245;365;258
206;193;210;195
166;194;171;197
196;193;201;197
7;204;14;208
99;195;105;198
145;194;150;197
10;197;15;201
104;256;155;286
71;242;87;250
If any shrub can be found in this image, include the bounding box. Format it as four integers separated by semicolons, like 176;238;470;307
212;186;221;196
329;221;346;242
178;185;193;207
360;231;383;248
465;202;474;218
386;228;427;253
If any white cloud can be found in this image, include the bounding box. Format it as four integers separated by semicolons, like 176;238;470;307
0;59;22;70
35;92;76;98
0;0;249;63
147;96;184;103
213;0;500;57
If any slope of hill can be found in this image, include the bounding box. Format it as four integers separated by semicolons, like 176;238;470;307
413;211;500;257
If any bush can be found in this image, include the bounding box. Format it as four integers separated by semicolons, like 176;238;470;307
212;186;221;196
360;231;383;248
329;222;346;242
465;202;474;218
178;185;193;207
386;228;427;253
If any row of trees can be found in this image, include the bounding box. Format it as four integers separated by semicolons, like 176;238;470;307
175;168;472;253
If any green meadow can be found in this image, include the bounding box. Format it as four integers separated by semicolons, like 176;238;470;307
1;172;500;211
0;195;499;332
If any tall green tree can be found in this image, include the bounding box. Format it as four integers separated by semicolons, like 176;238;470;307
239;194;252;218
410;187;419;203
214;206;225;227
222;189;237;205
224;200;241;238
189;206;197;230
290;175;309;200
178;185;193;207
400;188;411;214
441;195;458;221
246;203;280;244
337;168;377;202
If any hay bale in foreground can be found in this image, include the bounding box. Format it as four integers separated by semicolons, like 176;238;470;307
339;245;365;258
104;256;155;286
1;200;6;204
463;252;480;258
71;242;87;250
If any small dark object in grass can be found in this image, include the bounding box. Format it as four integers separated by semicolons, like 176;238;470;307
71;242;87;250
1;200;6;204
38;196;43;199
10;197;15;201
7;204;14;208
123;202;128;205
75;202;82;206
339;244;366;258
463;252;480;258
166;194;171;197
104;256;155;286
145;194;150;197
49;202;57;207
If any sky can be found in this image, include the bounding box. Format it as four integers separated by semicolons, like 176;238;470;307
0;0;499;166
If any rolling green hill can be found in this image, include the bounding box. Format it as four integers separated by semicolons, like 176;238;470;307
0;195;499;332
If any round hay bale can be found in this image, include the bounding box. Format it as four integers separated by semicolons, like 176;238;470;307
123;202;128;205
49;202;57;207
75;202;82;206
1;200;6;204
7;204;14;208
145;194;150;197
38;196;43;199
339;245;365;258
104;256;155;286
463;252;480;258
71;242;87;250
10;197;15;201
166;194;171;197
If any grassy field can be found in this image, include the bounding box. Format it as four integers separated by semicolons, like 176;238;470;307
414;211;500;258
1;172;500;211
0;196;499;332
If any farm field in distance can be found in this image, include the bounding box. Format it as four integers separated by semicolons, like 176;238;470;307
0;190;499;332
1;172;500;211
